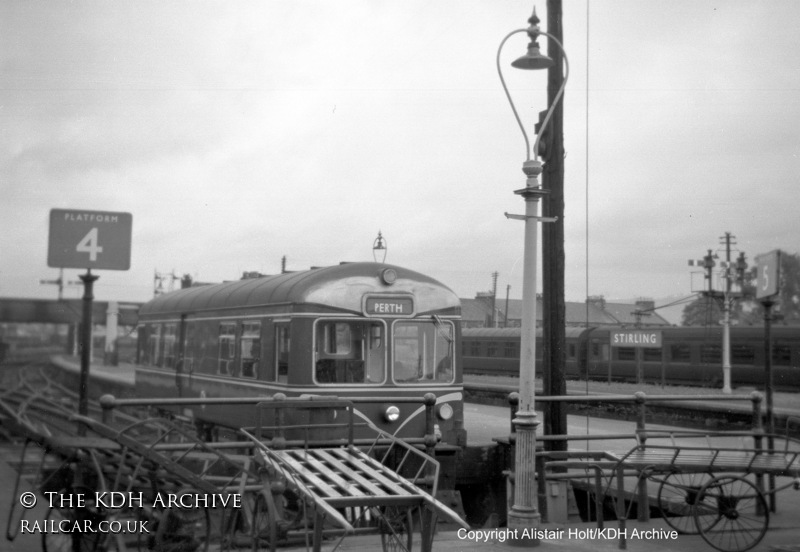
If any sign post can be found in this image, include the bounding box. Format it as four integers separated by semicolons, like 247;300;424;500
755;250;780;435
755;249;781;513
47;209;132;434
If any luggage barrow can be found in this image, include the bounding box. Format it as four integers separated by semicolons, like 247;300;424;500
239;397;469;552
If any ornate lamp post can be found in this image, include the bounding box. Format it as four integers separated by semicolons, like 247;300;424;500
497;6;568;542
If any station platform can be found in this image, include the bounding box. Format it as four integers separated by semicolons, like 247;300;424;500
5;358;799;551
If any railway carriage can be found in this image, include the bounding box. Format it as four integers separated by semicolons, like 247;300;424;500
462;325;800;390
134;262;466;447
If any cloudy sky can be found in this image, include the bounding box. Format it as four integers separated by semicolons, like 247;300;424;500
2;1;798;314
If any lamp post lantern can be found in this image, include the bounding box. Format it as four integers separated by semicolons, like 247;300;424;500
373;231;387;263
497;6;568;543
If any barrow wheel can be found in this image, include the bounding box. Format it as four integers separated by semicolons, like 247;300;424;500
379;506;413;552
695;475;768;552
221;508;250;551
657;472;716;534
251;490;279;552
152;503;210;552
42;488;107;552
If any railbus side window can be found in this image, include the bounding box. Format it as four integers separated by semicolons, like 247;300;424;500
218;323;236;376
240;322;261;379
137;325;150;365
275;323;290;383
148;324;162;367
183;322;196;373
393;319;455;385
162;323;177;369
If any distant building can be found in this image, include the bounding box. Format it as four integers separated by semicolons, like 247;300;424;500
460;294;670;328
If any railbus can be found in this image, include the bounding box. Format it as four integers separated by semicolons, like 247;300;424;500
134;262;466;449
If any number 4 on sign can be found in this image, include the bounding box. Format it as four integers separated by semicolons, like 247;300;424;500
77;227;103;261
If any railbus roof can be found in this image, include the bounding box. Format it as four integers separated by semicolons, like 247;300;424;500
138;262;460;317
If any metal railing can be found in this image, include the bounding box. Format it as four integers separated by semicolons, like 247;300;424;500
501;390;767;524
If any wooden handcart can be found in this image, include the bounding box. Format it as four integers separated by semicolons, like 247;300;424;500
546;424;800;552
239;398;469;552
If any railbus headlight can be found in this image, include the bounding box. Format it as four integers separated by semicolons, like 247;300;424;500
437;403;454;421
380;268;397;285
383;405;400;423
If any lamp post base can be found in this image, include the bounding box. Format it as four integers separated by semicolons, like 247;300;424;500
507;510;542;546
507;409;541;546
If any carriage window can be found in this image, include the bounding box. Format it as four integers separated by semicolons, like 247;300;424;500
568;344;576;359
314;320;385;384
617;347;635;361
162;323;177;369
503;341;516;358
731;344;755;365
643;347;662;361
773;344;791;366
591;341;609;361
275;323;290;383
671;344;691;362
393;319;455;385
701;344;721;364
240;322;261;378
218;323;236;375
470;341;480;356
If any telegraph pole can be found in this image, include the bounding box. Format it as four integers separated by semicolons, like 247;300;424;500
491;271;499;327
689;236;747;394
720;232;735;394
542;0;568;452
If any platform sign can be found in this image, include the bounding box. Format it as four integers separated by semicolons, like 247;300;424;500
755;250;781;299
610;330;662;348
47;209;132;270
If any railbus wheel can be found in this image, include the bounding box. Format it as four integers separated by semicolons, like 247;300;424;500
695;475;768;552
656;471;715;535
378;506;413;552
